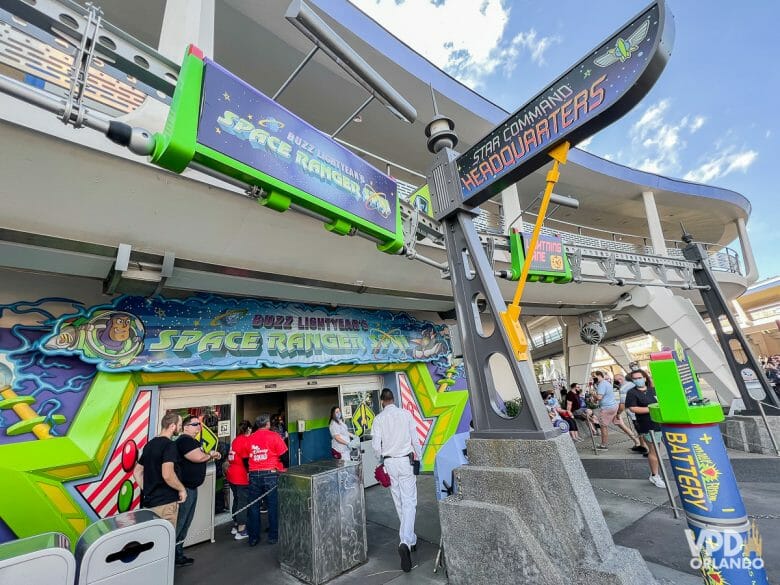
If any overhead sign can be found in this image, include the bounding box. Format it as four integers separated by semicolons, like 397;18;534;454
508;231;572;283
39;295;450;373
152;47;402;253
456;1;672;208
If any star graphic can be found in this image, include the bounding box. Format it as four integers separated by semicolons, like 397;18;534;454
701;433;712;444
0;372;138;543
223;91;231;101
583;69;592;78
215;127;222;134
247;114;253;120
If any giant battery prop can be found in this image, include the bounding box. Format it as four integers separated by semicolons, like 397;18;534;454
151;45;403;254
649;343;768;584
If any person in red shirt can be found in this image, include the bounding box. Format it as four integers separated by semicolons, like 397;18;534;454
226;420;252;540
246;413;288;546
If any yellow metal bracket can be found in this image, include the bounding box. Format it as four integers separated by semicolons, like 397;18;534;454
500;141;570;360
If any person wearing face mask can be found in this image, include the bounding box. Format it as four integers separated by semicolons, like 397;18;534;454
329;405;355;459
624;369;666;489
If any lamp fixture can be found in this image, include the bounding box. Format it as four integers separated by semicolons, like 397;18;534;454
283;0;416;137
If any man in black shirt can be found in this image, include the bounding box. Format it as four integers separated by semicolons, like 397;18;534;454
133;412;186;529
624;369;666;489
174;415;222;567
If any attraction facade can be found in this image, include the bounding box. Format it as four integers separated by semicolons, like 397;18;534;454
0;0;760;548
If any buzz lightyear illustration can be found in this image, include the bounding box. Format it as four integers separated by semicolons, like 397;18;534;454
410;326;446;360
44;311;145;368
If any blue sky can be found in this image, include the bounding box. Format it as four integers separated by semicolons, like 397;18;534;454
351;0;779;280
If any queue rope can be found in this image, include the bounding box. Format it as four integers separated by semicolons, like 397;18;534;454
173;484;278;546
580;411;780;456
592;485;780;520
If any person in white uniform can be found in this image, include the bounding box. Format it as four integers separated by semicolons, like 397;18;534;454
372;387;421;573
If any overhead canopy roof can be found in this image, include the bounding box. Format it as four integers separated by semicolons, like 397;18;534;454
82;0;751;248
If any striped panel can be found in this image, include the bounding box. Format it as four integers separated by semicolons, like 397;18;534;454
398;372;432;448
76;390;151;518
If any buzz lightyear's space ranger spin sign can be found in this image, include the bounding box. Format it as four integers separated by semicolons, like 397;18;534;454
39;295;449;372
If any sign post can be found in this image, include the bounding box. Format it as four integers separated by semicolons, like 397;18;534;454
425;0;673;437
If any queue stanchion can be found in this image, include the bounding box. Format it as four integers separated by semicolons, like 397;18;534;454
648;345;768;585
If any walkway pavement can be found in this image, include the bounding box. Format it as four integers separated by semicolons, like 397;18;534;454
175;429;779;584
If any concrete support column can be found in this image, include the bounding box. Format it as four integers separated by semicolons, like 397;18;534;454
641;190;667;256
735;217;759;284
562;316;597;386
122;0;215;131
601;341;634;374
501;184;523;235
158;0;215;62
625;285;739;403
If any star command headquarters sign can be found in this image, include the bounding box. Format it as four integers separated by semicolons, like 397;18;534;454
456;0;673;208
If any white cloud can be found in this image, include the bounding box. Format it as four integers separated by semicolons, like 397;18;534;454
615;100;711;175
688;115;705;133
349;0;559;89
578;136;594;150
629;99;685;173
683;149;758;183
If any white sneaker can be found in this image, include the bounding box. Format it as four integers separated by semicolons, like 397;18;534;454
649;474;666;488
231;527;238;535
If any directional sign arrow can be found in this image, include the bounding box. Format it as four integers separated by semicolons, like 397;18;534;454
453;0;674;211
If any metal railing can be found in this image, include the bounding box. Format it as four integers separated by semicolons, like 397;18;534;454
519;213;743;276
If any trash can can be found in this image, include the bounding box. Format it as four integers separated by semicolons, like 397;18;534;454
279;459;366;584
0;532;75;585
75;509;175;585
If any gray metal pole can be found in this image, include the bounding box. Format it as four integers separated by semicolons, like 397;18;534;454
425;144;556;438
650;432;680;519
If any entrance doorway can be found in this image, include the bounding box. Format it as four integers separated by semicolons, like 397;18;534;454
156;374;382;549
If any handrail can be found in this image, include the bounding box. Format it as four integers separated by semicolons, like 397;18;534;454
521;212;731;252
518;212;742;275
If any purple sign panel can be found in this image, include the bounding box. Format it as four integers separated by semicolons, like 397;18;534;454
39;295;450;373
196;59;397;233
456;1;671;208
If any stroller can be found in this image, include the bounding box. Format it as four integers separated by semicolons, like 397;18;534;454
547;406;570;434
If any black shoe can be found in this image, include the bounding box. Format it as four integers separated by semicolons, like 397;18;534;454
175;556;194;567
631;446;648;454
248;540;259;547
399;543;411;573
267;539;278;545
411;544;417;553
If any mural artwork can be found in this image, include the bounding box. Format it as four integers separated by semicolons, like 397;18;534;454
0;293;468;545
